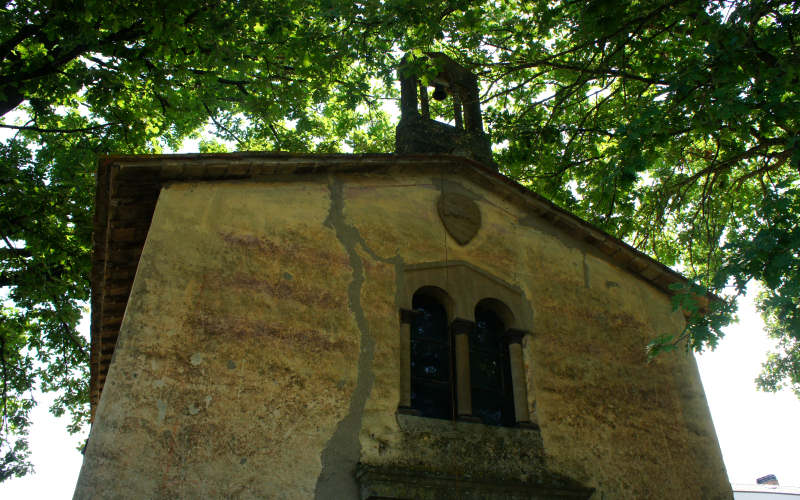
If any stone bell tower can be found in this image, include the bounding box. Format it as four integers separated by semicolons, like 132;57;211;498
395;53;497;168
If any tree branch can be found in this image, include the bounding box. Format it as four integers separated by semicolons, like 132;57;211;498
0;123;117;134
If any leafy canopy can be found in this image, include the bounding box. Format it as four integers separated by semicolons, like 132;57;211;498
1;0;798;480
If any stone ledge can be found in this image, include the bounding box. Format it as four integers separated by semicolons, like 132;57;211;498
356;464;594;500
396;412;541;436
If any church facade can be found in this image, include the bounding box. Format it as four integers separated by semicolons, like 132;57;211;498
75;57;732;499
74;152;730;499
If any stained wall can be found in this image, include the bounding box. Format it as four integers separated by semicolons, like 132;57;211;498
75;167;731;499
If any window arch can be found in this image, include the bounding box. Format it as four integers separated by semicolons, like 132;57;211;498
399;262;535;428
409;288;454;420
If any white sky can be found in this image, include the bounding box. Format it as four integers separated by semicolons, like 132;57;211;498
0;286;798;498
696;286;800;487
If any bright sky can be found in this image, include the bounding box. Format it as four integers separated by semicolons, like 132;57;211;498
696;285;800;487
0;286;798;498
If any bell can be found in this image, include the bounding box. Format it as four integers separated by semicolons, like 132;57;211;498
432;83;447;101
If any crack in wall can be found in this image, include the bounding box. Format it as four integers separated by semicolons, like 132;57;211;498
314;176;403;499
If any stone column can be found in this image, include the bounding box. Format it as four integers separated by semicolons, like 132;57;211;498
398;309;418;411
451;318;475;420
462;73;483;133
506;329;534;426
398;63;418;119
453;94;463;130
419;82;430;119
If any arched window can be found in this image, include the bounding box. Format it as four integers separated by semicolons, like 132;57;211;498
470;303;515;426
400;263;534;427
410;291;453;420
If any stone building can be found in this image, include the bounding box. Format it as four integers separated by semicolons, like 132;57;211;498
74;57;732;499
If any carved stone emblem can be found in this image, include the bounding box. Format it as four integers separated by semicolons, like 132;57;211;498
437;192;481;245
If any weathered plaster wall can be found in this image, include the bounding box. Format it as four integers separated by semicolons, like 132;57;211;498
346;171;730;499
76;180;362;498
75;168;730;499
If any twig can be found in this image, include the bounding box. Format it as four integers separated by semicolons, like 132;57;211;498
0;122;117;134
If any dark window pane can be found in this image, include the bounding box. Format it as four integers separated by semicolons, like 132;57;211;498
410;292;452;420
411;342;450;381
469;351;499;390
411;381;452;420
411;295;448;343
471;305;515;426
473;314;503;351
472;389;503;426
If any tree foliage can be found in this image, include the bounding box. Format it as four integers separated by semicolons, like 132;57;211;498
1;0;798;479
0;0;398;479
